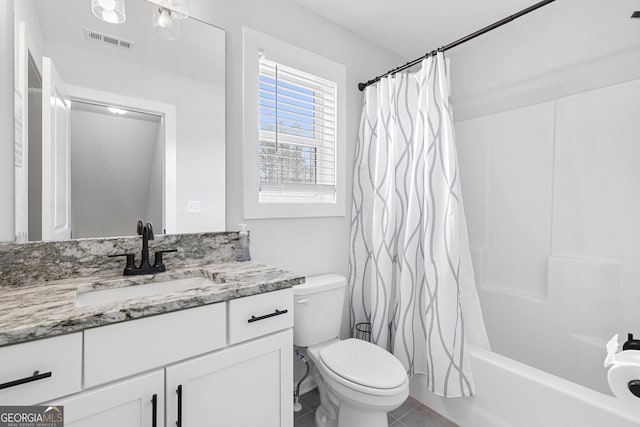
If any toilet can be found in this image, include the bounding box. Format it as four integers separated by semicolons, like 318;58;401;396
293;274;409;427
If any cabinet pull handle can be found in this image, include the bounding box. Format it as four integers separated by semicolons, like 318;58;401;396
151;394;158;427
0;370;52;390
176;385;182;427
248;309;288;323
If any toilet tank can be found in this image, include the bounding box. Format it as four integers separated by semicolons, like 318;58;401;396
293;274;347;347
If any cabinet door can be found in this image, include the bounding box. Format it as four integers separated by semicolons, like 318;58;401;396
166;329;293;427
48;370;163;427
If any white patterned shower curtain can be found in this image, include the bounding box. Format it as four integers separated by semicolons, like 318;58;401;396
349;53;490;397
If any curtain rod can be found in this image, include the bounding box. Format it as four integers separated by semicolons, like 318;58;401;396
357;0;557;91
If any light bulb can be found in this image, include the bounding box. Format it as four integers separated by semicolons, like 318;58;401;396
101;9;119;23
91;0;126;24
158;9;172;28
107;107;127;115
97;0;115;10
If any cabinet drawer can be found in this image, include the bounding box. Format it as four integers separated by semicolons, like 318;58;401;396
0;333;82;405
228;288;293;344
84;303;226;388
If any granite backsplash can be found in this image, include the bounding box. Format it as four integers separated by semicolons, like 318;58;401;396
0;232;240;287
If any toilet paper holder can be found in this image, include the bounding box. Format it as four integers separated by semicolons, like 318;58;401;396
605;333;640;400
623;333;640;351
628;379;640;398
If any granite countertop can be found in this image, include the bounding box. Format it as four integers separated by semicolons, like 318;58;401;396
0;261;304;347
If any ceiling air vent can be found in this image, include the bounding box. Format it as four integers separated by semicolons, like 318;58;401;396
84;29;135;50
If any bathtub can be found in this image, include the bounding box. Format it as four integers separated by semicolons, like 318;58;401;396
410;345;639;427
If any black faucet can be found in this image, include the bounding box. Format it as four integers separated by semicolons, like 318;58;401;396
109;220;177;276
138;220;154;270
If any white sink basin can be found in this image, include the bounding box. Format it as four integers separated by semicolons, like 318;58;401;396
75;276;214;308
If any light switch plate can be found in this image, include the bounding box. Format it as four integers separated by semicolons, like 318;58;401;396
187;200;201;214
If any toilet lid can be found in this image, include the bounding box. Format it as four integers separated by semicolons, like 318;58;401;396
319;338;407;389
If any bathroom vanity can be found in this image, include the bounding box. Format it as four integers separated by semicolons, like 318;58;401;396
0;232;301;427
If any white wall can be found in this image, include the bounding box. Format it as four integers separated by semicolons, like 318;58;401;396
445;0;640;399
449;0;640;121
0;2;14;241
70;109;160;238
188;0;403;278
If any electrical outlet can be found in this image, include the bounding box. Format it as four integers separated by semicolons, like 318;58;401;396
187;200;201;214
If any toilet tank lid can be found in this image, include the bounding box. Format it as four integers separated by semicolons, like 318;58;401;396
293;274;347;296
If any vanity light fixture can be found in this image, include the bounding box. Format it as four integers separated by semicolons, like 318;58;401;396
107;107;128;115
146;0;189;17
147;0;190;41
91;0;126;24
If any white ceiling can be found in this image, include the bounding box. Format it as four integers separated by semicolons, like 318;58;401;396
33;0;225;85
289;0;562;59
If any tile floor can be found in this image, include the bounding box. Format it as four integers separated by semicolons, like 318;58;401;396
294;388;459;427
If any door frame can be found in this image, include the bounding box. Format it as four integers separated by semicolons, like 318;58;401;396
13;19;27;241
65;85;177;235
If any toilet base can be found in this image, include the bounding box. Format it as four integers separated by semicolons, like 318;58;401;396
313;400;390;427
337;404;389;427
314;405;338;427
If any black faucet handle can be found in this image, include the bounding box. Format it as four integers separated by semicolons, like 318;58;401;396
108;253;136;274
137;219;144;236
153;249;178;271
147;223;154;241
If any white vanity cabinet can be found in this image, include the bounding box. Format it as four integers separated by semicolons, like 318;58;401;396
165;288;294;427
166;330;293;427
49;370;164;427
1;287;293;427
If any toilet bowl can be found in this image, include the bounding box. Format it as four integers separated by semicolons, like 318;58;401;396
293;275;409;427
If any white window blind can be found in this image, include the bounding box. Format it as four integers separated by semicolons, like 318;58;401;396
258;56;337;203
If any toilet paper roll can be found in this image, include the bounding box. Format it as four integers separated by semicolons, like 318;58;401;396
608;364;640;406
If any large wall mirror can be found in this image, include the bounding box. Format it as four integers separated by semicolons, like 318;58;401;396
12;0;225;242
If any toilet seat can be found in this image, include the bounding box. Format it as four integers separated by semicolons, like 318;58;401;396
318;339;408;397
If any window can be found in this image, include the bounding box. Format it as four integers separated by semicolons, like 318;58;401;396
243;28;346;219
258;57;337;204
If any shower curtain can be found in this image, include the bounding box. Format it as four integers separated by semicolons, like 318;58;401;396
349;53;490;398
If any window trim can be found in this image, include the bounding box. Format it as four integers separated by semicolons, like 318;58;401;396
242;27;347;219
